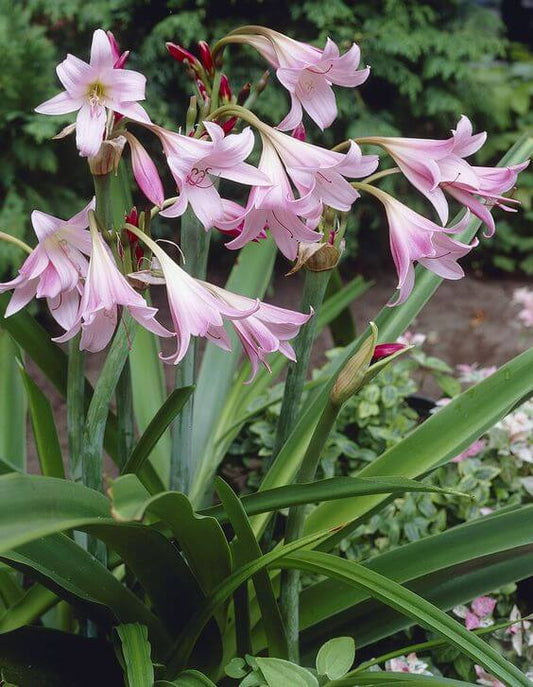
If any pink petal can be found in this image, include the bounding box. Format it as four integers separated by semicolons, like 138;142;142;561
111;101;152;124
76;102;106;158
295;72;337;130
127;133;165;207
56;54;93;97
90;29;115;72
107;69;147;102
35;90;83;115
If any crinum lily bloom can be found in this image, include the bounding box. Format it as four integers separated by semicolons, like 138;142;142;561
127;226;311;374
153;121;270;230
35;29;151;157
366;186;476;305
217;134;322;259
55;219;171;352
0;200;95;329
202;284;312;382
231;28;369;130
363;116;529;234
258;123;378;218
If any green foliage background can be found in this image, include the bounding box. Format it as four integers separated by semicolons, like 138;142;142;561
2;0;533;274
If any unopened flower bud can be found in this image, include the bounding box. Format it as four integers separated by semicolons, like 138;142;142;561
237;82;251;105
286;241;342;275
196;79;209;101
256;70;270;94
330;323;378;406
219;74;232;102
166;42;198;66
186;96;198;133
221;116;238;134
197;41;214;74
292;123;306;141
107;29;129;69
88;136;126;176
371;343;406;364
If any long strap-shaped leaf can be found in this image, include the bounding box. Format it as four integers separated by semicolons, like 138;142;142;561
164;528;334;677
329;674;478;686
215;478;288;659
298;504;533;638
122;386;195;477
276;550;532;687
115;623;154;687
249;134;533;539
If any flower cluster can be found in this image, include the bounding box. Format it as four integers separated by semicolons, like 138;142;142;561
454;596;497;631
0;26;528;372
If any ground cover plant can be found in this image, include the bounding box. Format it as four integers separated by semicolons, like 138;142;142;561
0;21;532;687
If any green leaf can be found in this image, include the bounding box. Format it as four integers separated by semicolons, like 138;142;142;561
0;584;57;634
215;478;288;659
129;324;172;485
191;238;277;499
0;473;111;554
110;475;231;597
332;674;478;686
161;670;217;686
115;623;154;687
201;476;466;522
305;347;533;538
255;657;318;687
17;361;64;479
0;330;26;470
316;637;355;680
297;505;533;645
277;551;531;687
165;528;332;676
1;533;168;650
122;386;195;477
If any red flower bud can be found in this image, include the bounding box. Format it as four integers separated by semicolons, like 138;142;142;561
125;207;139;227
197;40;214;73
219;74;232;101
237;82;251;105
166;42;198;66
371;343;406;364
220;116;238;134
196;79;209;101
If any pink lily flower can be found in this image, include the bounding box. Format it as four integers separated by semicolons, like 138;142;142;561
35;29;151;158
201;283;312;381
365;116;529;234
368;188;476;305
154;121;269;229
129;240;259;365
55;223;171;352
0;200;95;329
217;135;322;259
259;125;378;216
236;28;369;130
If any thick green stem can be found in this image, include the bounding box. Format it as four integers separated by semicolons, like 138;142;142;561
93;173;114;232
170;209;211;492
67;336;85;482
116;358;135;470
280;400;340;663
261;269;332;551
272;270;332;459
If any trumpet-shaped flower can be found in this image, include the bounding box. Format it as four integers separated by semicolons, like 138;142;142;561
0;201;95;328
129;231;311;374
260;125;378;217
35;29;150;157
366;116;529;233
155;121;269;229
55;226;171;352
237;29;369;130
370;188;476;305
201;283;312;381
124;132;165;207
217;135;322;259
